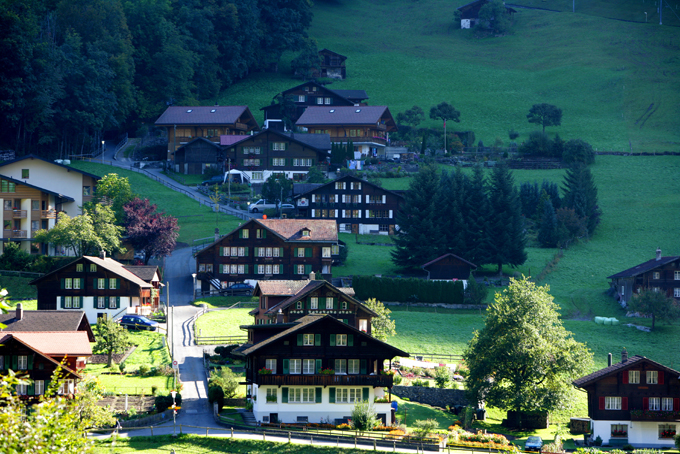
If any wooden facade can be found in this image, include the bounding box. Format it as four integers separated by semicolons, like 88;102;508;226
293;175;404;235
608;249;680;307
422;253;477;280
195;219;339;291
173;137;225;175
318;49;347;79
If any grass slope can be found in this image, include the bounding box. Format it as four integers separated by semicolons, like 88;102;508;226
217;1;680;152
194;308;253;338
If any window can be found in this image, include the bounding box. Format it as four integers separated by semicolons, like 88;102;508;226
675;288;680;298
341;301;348;310
76;264;83;272
272;143;286;151
293;158;312;166
653;287;661;292
325;97;332;105
18;355;28;370
336;334;347;346
316;97;324;105
65;278;73;289
611;424;627;437
241;229;249;239
359;319;368;332
266;388;277;403
109;297;116;309
31;200;39;211
272;248;280;257
258;247;266;257
289;388;315;403
297;248;305;258
326;297;333;309
58;379;74;395
83;186;91;196
335;182;343;190
379;224;389;232
351;182;362;190
3;200;10;211
605;396;621;410
243;159;260;166
659;424;676;439
298;95;305;102
653;271;661;279
322;247;331;258
64;296;72;308
265;359;277;372
629;370;640;384
332;244;339;255
257;264;265;274
252;172;263;180
297;264;305;274
97;297;106;309
290;359;301;374
243;146;261;154
303;334;314;346
98;278;106;289
650;397;661;411
272;158;285;166
310;297;318;309
335;359;346;374
35;380;44;396
21;169;29;179
230;264;238;274
336;388;362;403
16;384;27;395
229;247;237;256
90;264;97;272
109;278;117;289
238;264;245;274
348;359;360;374
662;397;674;411
72;296;80;308
303;359;315;374
648;370;659;384
296;301;302;309
675;271;680;280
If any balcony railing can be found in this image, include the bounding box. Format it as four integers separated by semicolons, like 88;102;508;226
234;122;247;131
254;374;393;387
10;230;27;238
41;210;56;219
12;210;26;219
630;410;680;421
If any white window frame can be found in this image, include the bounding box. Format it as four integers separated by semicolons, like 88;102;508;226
109;297;116;309
265;359;277;372
336;334;347;346
326;297;333;309
109;278;117;289
336;388;362;403
241;229;249;239
98;278;106;290
297;264;305;274
653;271;661;279
65;278;72;289
335;359;346;374
90;264;97;272
348;359;360;374
297;95;305;102
629;370;640;384
659;424;677;438
322;247;331;258
16;384;27;395
258;265;265;274
97;297;106;309
662;397;674;411
18;355;28;370
238;264;245;274
266;388;277;403
650;397;661;411
35;380;44;395
605;396;621;410
76;264;84;272
64;296;72;308
310;297;318;309
303;359;315;374
675;271;680;280
290;359;301;374
648;370;659;384
675;288;680;298
303;333;314;346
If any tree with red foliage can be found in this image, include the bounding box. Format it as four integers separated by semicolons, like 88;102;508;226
123;198;179;265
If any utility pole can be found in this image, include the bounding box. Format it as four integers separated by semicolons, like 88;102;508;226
659;0;663;24
167;280;173;366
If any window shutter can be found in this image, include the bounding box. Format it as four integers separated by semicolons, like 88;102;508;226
27;355;33;370
358;210;362;218
280;248;284;257
622;372;628;384
643;397;649;410
263;229;267;238
674;398;679;411
348;334;354;346
360;359;367;375
305;248;312;258
283;359;289;374
315;387;322;403
365;210;369;218
244;264;249;273
342;195;346;203
253;247;258;257
219;246;224;256
382;195;386;203
57;296;61;309
330;334;336;346
238;230;243;239
343;182;346;190
341;210;346;218
389;210;393;219
80;278;85;289
311;209;315;218
244;247;249;256
329;387;335;403
12;356;18;370
282;387;288;403
362;387;369;402
598;397;605;410
297;334;303;346
116;297;120;309
315;334;321;346
659;371;665;384
305;264;312;274
45;380;50;393
105;279;109;289
333;298;337;310
116;278;120;289
28;382;35;396
60;279;64;289
284;142;288;150
621;397;628;410
315;358;322;372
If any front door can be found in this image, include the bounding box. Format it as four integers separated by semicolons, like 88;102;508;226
270;413;278;424
352;224;358;234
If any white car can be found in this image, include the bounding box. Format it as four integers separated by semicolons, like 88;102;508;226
248;199;277;213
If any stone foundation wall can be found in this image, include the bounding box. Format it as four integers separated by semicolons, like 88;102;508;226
391;386;469;409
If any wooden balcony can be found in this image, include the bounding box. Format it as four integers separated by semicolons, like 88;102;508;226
234;122;247;131
12;210;26;219
630;410;680;421
375;123;386;131
41;210;56;219
8;230;27;238
254;373;393;387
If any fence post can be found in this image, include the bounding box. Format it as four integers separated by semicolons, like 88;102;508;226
374;439;377;451
355;436;357;448
231;427;234;438
180;424;183;434
263;431;266;441
288;432;291;443
150;426;153;436
393;441;396;452
206;427;209;437
310;436;313;445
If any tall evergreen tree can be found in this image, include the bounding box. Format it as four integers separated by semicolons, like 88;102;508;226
435;169;467;254
487;162;527;274
391;164;441;271
561;163;601;235
537;198;558;248
463;165;492;266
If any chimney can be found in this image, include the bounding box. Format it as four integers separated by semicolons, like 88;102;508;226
214;227;220;242
276;309;284;324
99;250;106;259
656;247;662;261
16;303;23;321
309;271;316;281
608;353;612;367
622;349;628;363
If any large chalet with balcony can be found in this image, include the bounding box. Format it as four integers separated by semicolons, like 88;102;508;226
30;254;162;324
221;129;331;183
195;219;339;293
235;301;407;425
293;175;404;235
154;105;260;161
573;351;680;447
296;106;397;158
608;248;680;307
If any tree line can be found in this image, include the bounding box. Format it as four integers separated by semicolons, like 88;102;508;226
0;0;313;157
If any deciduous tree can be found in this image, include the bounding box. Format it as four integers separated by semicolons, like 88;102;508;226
89;173;135;223
261;173;293;204
476;0;511;34
463;276;592;415
291;38;321;80
429;102;461;152
123;197;180;265
363;298;396;341
93;318;133;367
396;106;425;128
527;103;562;133
628;289;680;331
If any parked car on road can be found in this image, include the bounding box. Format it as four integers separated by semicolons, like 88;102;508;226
223;283;254;295
117;315;159;331
200;175;225;186
248;199;277;213
280;203;295;214
524;436;543;452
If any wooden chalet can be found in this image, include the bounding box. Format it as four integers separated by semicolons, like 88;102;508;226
296;106;397;157
422;253;477;281
172;137;226;175
318;49;347;79
293;175;404;235
607;248;680;307
194;219;339;293
573;351;680;447
456;0;516;29
154;105;260;159
30;254;162;324
261;81;368;127
235;313;407;425
0;304;95;341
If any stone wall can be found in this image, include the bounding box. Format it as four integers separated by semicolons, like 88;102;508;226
391;386;469;409
120;409;173;428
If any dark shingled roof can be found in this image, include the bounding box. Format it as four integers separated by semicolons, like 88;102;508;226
296;106;396;129
293;174;404;201
259;219;338;242
123;265;159;282
293;183;324;196
284;132;331;151
0;309;95;342
422;253;477;270
264;280;375;316
155;106;255;126
330;89;368;101
573;355;680;388
607;256;680;279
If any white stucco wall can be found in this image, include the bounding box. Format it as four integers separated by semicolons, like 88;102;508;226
56;296;133;325
592;419;678;447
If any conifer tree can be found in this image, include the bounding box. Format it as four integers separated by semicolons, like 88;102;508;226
463;165;493;266
561;163;601;235
435;169;467;254
538;198;558;248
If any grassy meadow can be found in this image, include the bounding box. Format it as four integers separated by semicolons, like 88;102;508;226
194;308;253;338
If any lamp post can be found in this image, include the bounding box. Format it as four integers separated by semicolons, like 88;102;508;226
645;11;648;21
191;273;197;301
101;140;105;163
171;390;177;437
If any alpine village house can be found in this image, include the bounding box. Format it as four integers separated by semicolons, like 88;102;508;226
573;350;680;447
608;248;680;307
293;175;404;235
235;276;408;425
194;219;340;294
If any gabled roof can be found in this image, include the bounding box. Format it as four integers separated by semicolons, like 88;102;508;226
607;256;680;279
293;174;405;200
264;279;374;316
255;280;312;297
0;154;101;181
30;256;151;288
422;253;477;270
176;137;221;151
573;355;680;388
239;314;408;357
265;81;358;108
123;265;160;282
0;333;83;379
331;89;368;102
293;183;324;196
220;135;250;146
296;106;397;131
0;309;95;342
7;331;92;356
154;106;259;128
318;48;347;59
0;173;75;202
222;129;331;153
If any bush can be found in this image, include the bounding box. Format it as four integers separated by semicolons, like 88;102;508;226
434;367;451;388
413;419;439;438
621;445;635;452
562;139;595;165
594;436;602;446
209;366;239;398
155;392;182;412
412;379;430;387
352;275;464;305
138;364;150;376
350;400;379;432
208;386;225;411
393;374;402;385
108;364;120;374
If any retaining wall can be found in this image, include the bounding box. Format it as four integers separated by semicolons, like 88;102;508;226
120;409;173;428
391;386;469;409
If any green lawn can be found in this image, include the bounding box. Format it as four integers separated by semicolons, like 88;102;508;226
0;275;37;301
332;234;400;278
194;308;253;338
68;161;245;244
162;170;205;187
192;296;258;309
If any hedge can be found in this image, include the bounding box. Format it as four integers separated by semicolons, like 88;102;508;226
352;276;464;304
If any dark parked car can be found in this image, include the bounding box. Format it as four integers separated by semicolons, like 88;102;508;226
524;436;543;452
200;175;224;186
223;283;254;295
117;315;159;331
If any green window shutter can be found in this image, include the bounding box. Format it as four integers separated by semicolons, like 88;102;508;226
360;359;367;375
244;247;249;256
27;355;33;370
263;230;267;238
269;142;274;151
80;278;84;289
12;356;18;370
282;387;288;403
305;264;312;275
116;279;120;289
310;159;314;166
330;334;336;346
333;298;337;310
253;247;258;257
305;247;312;258
297;334;303;346
314;334;321;346
244;264;249;273
105;279;109;289
280;248;284;257
329;387;335;403
28;382;35;396
315;387;322;403
219;246;224;256
315;359;322;372
93;298;97;309
116;297;121;309
348;335;354;347
283;359;290;374
284;142;289;150
60;279;64;289
238;230;243;239
45;380;50;394
362;387;369;402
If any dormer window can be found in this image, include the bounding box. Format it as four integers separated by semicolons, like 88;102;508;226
653;271;661;279
302;229;310;237
210;109;216;113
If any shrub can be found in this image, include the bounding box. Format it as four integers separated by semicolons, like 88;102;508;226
108;364;120;374
411;367;423;377
413;419;439;438
562;139;595;165
155;392;182;412
208;386;225;411
138;364;150;376
594;436;603;446
621;445;635;452
209;366;239;398
350;400;379;432
337;423;352;430
393;374;402;385
412;379;430;387
119;362;126;374
434;366;451;388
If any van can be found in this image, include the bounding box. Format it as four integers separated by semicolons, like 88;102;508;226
248;199;278;213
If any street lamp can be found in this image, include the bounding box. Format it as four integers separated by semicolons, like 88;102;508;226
191;273;197;300
171;390;177;437
645;11;648;21
101;140;105;162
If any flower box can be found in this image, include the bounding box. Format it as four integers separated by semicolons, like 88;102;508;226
258;368;273;375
